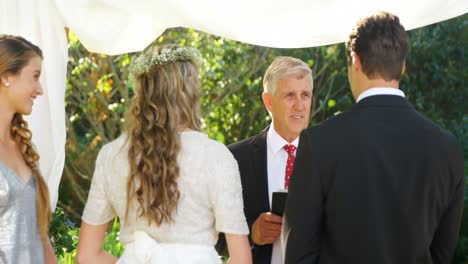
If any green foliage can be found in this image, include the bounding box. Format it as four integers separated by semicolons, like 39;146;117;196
49;209;122;263
405;16;467;146
103;218;124;256
56;14;467;263
50;207;78;258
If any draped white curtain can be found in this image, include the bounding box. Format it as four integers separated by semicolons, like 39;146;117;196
55;0;468;55
1;0;467;210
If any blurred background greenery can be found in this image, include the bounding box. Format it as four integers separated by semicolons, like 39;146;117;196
49;14;467;263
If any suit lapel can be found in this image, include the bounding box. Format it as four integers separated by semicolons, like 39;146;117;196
251;128;270;211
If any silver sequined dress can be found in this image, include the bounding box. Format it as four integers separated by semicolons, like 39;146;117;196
0;163;44;264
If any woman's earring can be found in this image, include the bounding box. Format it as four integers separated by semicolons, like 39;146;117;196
5;82;9;87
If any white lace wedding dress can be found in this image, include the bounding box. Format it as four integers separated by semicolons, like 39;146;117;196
82;131;249;263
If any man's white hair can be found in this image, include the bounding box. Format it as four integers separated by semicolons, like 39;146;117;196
263;56;313;95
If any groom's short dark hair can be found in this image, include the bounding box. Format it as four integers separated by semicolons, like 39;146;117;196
346;11;408;81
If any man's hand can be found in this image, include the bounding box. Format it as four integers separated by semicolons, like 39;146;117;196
251;212;283;245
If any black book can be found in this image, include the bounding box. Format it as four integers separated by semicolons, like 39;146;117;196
271;189;288;216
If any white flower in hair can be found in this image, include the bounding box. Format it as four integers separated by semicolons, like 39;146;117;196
129;46;202;77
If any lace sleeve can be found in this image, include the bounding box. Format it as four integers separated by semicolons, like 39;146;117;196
81;145;116;225
209;143;249;235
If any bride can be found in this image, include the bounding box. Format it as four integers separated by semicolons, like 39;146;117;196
76;45;252;264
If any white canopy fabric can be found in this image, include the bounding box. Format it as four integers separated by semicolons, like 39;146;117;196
1;0;467;211
56;0;468;55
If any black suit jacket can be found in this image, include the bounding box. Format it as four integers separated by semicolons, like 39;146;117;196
220;128;273;264
284;95;464;264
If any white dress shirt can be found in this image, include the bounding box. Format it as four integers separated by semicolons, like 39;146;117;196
266;125;298;264
356;87;405;103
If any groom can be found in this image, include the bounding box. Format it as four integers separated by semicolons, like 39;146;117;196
284;11;464;264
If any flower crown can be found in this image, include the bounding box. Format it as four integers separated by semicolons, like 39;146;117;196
129;46;202;77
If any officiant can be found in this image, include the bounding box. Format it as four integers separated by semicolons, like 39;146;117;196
218;56;313;264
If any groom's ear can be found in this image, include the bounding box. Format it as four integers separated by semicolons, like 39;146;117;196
350;51;361;71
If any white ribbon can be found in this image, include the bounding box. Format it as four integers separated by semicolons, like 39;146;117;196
117;231;222;264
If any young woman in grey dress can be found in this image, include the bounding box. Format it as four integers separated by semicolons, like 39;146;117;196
77;45;252;264
0;35;56;264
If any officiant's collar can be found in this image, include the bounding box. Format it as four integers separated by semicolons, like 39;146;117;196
357;87;405;103
267;124;299;155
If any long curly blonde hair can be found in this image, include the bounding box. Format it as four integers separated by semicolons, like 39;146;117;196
125;45;202;225
0;35;50;240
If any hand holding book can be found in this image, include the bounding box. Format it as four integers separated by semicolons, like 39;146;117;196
271;189;288;216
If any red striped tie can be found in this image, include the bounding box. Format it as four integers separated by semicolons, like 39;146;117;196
283;144;296;189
